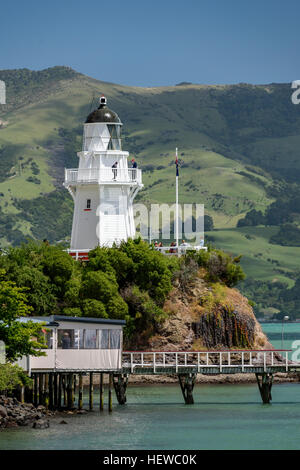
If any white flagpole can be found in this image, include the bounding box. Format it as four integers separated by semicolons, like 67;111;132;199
175;147;179;252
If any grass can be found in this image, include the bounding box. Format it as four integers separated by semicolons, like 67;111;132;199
0;147;54;214
208;226;299;286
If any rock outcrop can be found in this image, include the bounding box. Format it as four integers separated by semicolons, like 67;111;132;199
144;274;269;351
0;396;52;429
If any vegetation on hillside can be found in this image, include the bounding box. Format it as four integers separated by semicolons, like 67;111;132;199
15;190;73;243
240;275;300;321
237;182;300;245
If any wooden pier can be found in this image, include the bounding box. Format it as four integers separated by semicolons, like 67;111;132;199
122;349;300;405
26;349;300;409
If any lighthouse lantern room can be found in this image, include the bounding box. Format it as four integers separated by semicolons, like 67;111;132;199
64;96;143;259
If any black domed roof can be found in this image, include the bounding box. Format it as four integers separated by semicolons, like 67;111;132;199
85;100;121;124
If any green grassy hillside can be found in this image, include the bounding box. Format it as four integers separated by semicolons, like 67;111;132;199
0;66;299;317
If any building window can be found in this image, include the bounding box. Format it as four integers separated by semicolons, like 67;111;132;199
84;329;98;349
57;329;75;349
40;329;53;349
86;199;91;209
57;328;122;350
110;330;121;349
100;329;109;349
99;329;121;349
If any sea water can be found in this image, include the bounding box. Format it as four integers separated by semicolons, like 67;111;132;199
1;323;300;450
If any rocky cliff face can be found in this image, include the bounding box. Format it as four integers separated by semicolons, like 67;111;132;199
143;273;269;351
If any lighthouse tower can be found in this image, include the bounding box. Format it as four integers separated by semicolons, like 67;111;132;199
64;96;143;259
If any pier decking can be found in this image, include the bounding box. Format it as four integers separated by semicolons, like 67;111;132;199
25;349;300;409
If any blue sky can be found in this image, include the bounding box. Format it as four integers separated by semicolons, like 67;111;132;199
1;0;299;86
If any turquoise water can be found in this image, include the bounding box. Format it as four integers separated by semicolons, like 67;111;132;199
1;322;300;450
262;321;300;357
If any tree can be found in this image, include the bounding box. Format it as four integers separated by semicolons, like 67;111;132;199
0;363;32;393
119;238;179;303
0;271;45;361
237;209;265;227
204;215;214;231
0;241;77;315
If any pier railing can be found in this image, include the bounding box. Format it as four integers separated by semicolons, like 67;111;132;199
122;350;294;374
64;168;142;185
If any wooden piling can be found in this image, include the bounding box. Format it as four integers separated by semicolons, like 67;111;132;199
178;373;196;405
73;374;77;407
63;374;67;407
34;374;38;407
24;384;32;404
113;374;128;405
67;373;73;409
256;373;273;404
44;374;49;409
20;386;25;403
78;374;83;410
49;373;53;410
38;373;44;405
53;373;58;409
99;373;104;411
108;374;112;412
89;372;94;410
58;373;62;409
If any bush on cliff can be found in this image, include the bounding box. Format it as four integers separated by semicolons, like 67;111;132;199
186;248;245;287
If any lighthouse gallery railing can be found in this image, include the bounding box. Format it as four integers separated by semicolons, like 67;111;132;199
65;168;142;185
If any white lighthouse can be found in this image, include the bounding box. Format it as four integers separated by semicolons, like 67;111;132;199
64;96;143;260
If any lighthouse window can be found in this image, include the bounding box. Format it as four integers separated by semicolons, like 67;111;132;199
107;124;121;150
86;199;91;209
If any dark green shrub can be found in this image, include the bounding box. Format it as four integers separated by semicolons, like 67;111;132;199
187;248;245;287
0;363;32;394
80;271;118;303
82;299;107;318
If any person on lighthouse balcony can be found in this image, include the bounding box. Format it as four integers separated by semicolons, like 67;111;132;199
112;161;118;180
131;158;137;181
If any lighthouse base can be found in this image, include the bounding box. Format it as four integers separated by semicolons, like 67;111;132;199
68;249;90;262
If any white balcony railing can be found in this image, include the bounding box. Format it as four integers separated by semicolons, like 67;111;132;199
154;245;207;256
64;168;142;185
